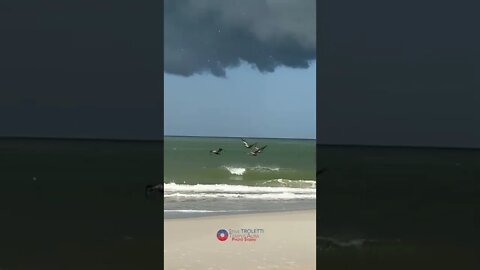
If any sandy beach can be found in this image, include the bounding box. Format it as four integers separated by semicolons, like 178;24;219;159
164;210;316;270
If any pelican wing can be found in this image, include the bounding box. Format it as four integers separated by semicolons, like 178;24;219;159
257;145;267;153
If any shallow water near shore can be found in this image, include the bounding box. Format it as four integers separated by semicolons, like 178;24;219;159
164;136;316;218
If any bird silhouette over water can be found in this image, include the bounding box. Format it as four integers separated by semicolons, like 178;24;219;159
241;138;257;149
254;145;267;153
249;145;267;156
210;148;223;155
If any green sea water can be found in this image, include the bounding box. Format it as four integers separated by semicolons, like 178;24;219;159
164;136;316;187
163;136;316;218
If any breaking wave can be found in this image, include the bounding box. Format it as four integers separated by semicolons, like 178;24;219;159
223;166;246;176
222;165;285;175
261;179;316;188
164;183;315;200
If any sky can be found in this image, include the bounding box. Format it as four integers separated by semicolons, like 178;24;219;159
164;62;316;139
164;0;316;139
317;0;480;148
1;1;479;147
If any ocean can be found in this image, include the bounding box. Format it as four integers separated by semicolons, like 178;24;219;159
163;136;316;218
4;138;478;268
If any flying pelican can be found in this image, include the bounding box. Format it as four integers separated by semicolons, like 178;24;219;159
253;145;267;153
241;138;257;149
249;145;267;156
210;148;223;155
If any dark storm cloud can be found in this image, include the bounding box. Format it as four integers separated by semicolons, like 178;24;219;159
164;0;316;77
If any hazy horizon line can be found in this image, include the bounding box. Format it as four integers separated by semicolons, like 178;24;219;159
164;134;316;140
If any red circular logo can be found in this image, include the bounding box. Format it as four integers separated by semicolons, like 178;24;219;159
217;229;228;241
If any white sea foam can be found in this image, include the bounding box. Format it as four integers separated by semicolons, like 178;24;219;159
262;179;316;188
222;165;285;176
251;166;281;172
164;192;315;200
164;183;316;200
223;166;246;176
164;183;314;193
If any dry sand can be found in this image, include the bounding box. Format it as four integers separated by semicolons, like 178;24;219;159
164;210;316;270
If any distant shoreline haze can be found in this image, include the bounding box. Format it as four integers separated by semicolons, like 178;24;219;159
163;135;316;140
0;135;314;141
